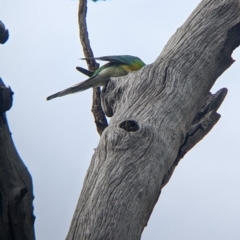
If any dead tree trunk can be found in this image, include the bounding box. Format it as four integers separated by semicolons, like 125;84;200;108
66;0;240;239
0;20;35;240
0;80;35;240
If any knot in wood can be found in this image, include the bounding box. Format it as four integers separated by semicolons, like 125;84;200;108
119;120;139;132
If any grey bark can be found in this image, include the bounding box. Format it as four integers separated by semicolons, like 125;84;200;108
0;80;35;240
66;0;240;239
0;21;9;44
0;21;35;239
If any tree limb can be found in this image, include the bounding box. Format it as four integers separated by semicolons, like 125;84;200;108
161;88;228;189
67;1;240;239
0;79;35;240
78;0;108;135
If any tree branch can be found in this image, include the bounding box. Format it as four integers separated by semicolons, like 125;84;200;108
67;1;240;239
161;88;228;189
78;0;108;135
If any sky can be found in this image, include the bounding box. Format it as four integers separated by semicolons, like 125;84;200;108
1;0;240;239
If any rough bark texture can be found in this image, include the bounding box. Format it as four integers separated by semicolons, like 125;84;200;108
0;80;35;240
78;0;108;135
66;0;240;239
0;21;9;44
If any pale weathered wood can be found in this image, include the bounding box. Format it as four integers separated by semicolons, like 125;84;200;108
66;1;240;239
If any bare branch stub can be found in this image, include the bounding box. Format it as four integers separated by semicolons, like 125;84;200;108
0;78;14;114
78;0;108;135
0;20;9;44
161;88;228;189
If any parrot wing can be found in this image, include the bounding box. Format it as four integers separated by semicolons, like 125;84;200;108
81;55;145;66
76;66;94;77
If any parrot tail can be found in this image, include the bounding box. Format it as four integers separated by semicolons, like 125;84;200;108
46;78;94;101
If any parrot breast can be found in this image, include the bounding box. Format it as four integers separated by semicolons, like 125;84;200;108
120;61;145;72
92;65;128;87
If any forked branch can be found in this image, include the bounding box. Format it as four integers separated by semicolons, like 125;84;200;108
78;0;108;135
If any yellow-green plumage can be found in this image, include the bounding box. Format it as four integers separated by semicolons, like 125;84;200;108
47;55;145;101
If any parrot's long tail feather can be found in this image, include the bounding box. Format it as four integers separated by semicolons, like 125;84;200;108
46;79;93;101
47;92;61;101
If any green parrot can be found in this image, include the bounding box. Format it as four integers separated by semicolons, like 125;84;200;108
46;55;145;101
